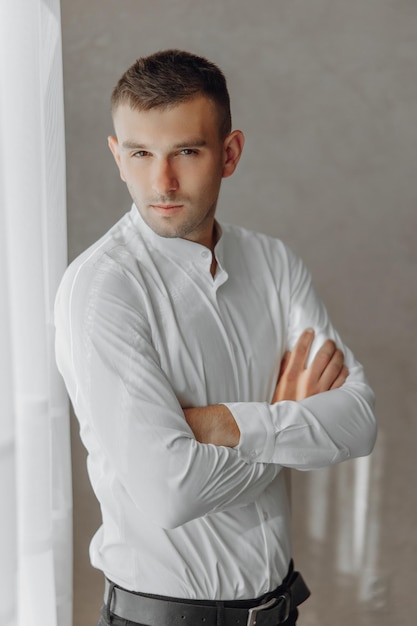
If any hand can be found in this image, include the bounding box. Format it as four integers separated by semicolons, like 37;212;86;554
272;329;348;403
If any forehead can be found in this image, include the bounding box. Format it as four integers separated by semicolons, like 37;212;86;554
113;96;221;144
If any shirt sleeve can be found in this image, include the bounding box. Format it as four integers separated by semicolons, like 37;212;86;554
224;247;377;469
55;257;279;529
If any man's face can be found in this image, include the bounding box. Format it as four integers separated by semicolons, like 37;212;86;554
109;96;241;249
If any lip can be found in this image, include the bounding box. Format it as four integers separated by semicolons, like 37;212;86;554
151;204;184;215
152;205;183;209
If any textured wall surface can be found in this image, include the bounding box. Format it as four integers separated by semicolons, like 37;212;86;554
61;1;417;624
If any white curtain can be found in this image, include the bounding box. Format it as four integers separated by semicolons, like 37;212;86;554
0;1;72;625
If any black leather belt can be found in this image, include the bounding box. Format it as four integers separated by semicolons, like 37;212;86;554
104;564;310;626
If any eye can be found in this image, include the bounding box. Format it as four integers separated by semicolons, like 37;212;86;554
180;149;198;156
133;150;150;158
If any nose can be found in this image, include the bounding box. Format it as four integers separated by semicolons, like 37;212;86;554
152;158;179;195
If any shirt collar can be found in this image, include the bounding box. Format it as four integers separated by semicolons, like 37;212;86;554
129;204;225;268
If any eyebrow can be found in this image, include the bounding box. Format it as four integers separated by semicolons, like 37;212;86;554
121;139;208;150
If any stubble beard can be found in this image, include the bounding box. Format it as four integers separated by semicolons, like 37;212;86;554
134;195;219;243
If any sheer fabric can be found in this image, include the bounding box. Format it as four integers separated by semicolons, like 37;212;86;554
0;2;72;625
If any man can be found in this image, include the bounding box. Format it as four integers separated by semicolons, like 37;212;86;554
55;49;376;626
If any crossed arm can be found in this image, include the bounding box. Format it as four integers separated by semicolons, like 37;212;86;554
184;329;349;447
56;246;377;527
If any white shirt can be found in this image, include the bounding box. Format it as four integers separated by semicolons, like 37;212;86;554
55;204;376;600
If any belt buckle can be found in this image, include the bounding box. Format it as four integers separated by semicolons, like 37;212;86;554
246;592;290;626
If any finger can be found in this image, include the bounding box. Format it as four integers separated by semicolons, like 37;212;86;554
319;348;345;390
285;329;315;380
278;351;291;378
273;351;294;403
274;330;315;402
330;365;349;390
308;339;337;381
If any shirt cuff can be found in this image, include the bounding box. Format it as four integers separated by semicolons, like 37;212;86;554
221;402;276;463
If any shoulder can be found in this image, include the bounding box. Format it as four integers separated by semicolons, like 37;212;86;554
218;222;311;296
55;210;148;324
62;208;148;283
219;221;300;269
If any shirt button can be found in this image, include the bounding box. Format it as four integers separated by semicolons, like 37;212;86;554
201;250;210;259
250;450;257;459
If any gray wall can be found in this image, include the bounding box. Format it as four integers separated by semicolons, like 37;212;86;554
61;1;417;624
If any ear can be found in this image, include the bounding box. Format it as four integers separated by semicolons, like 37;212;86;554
107;135;126;182
222;130;245;179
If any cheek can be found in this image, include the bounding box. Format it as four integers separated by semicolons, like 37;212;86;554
199;166;223;196
123;165;147;191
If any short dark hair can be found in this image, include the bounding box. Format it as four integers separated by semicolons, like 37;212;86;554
111;49;232;138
